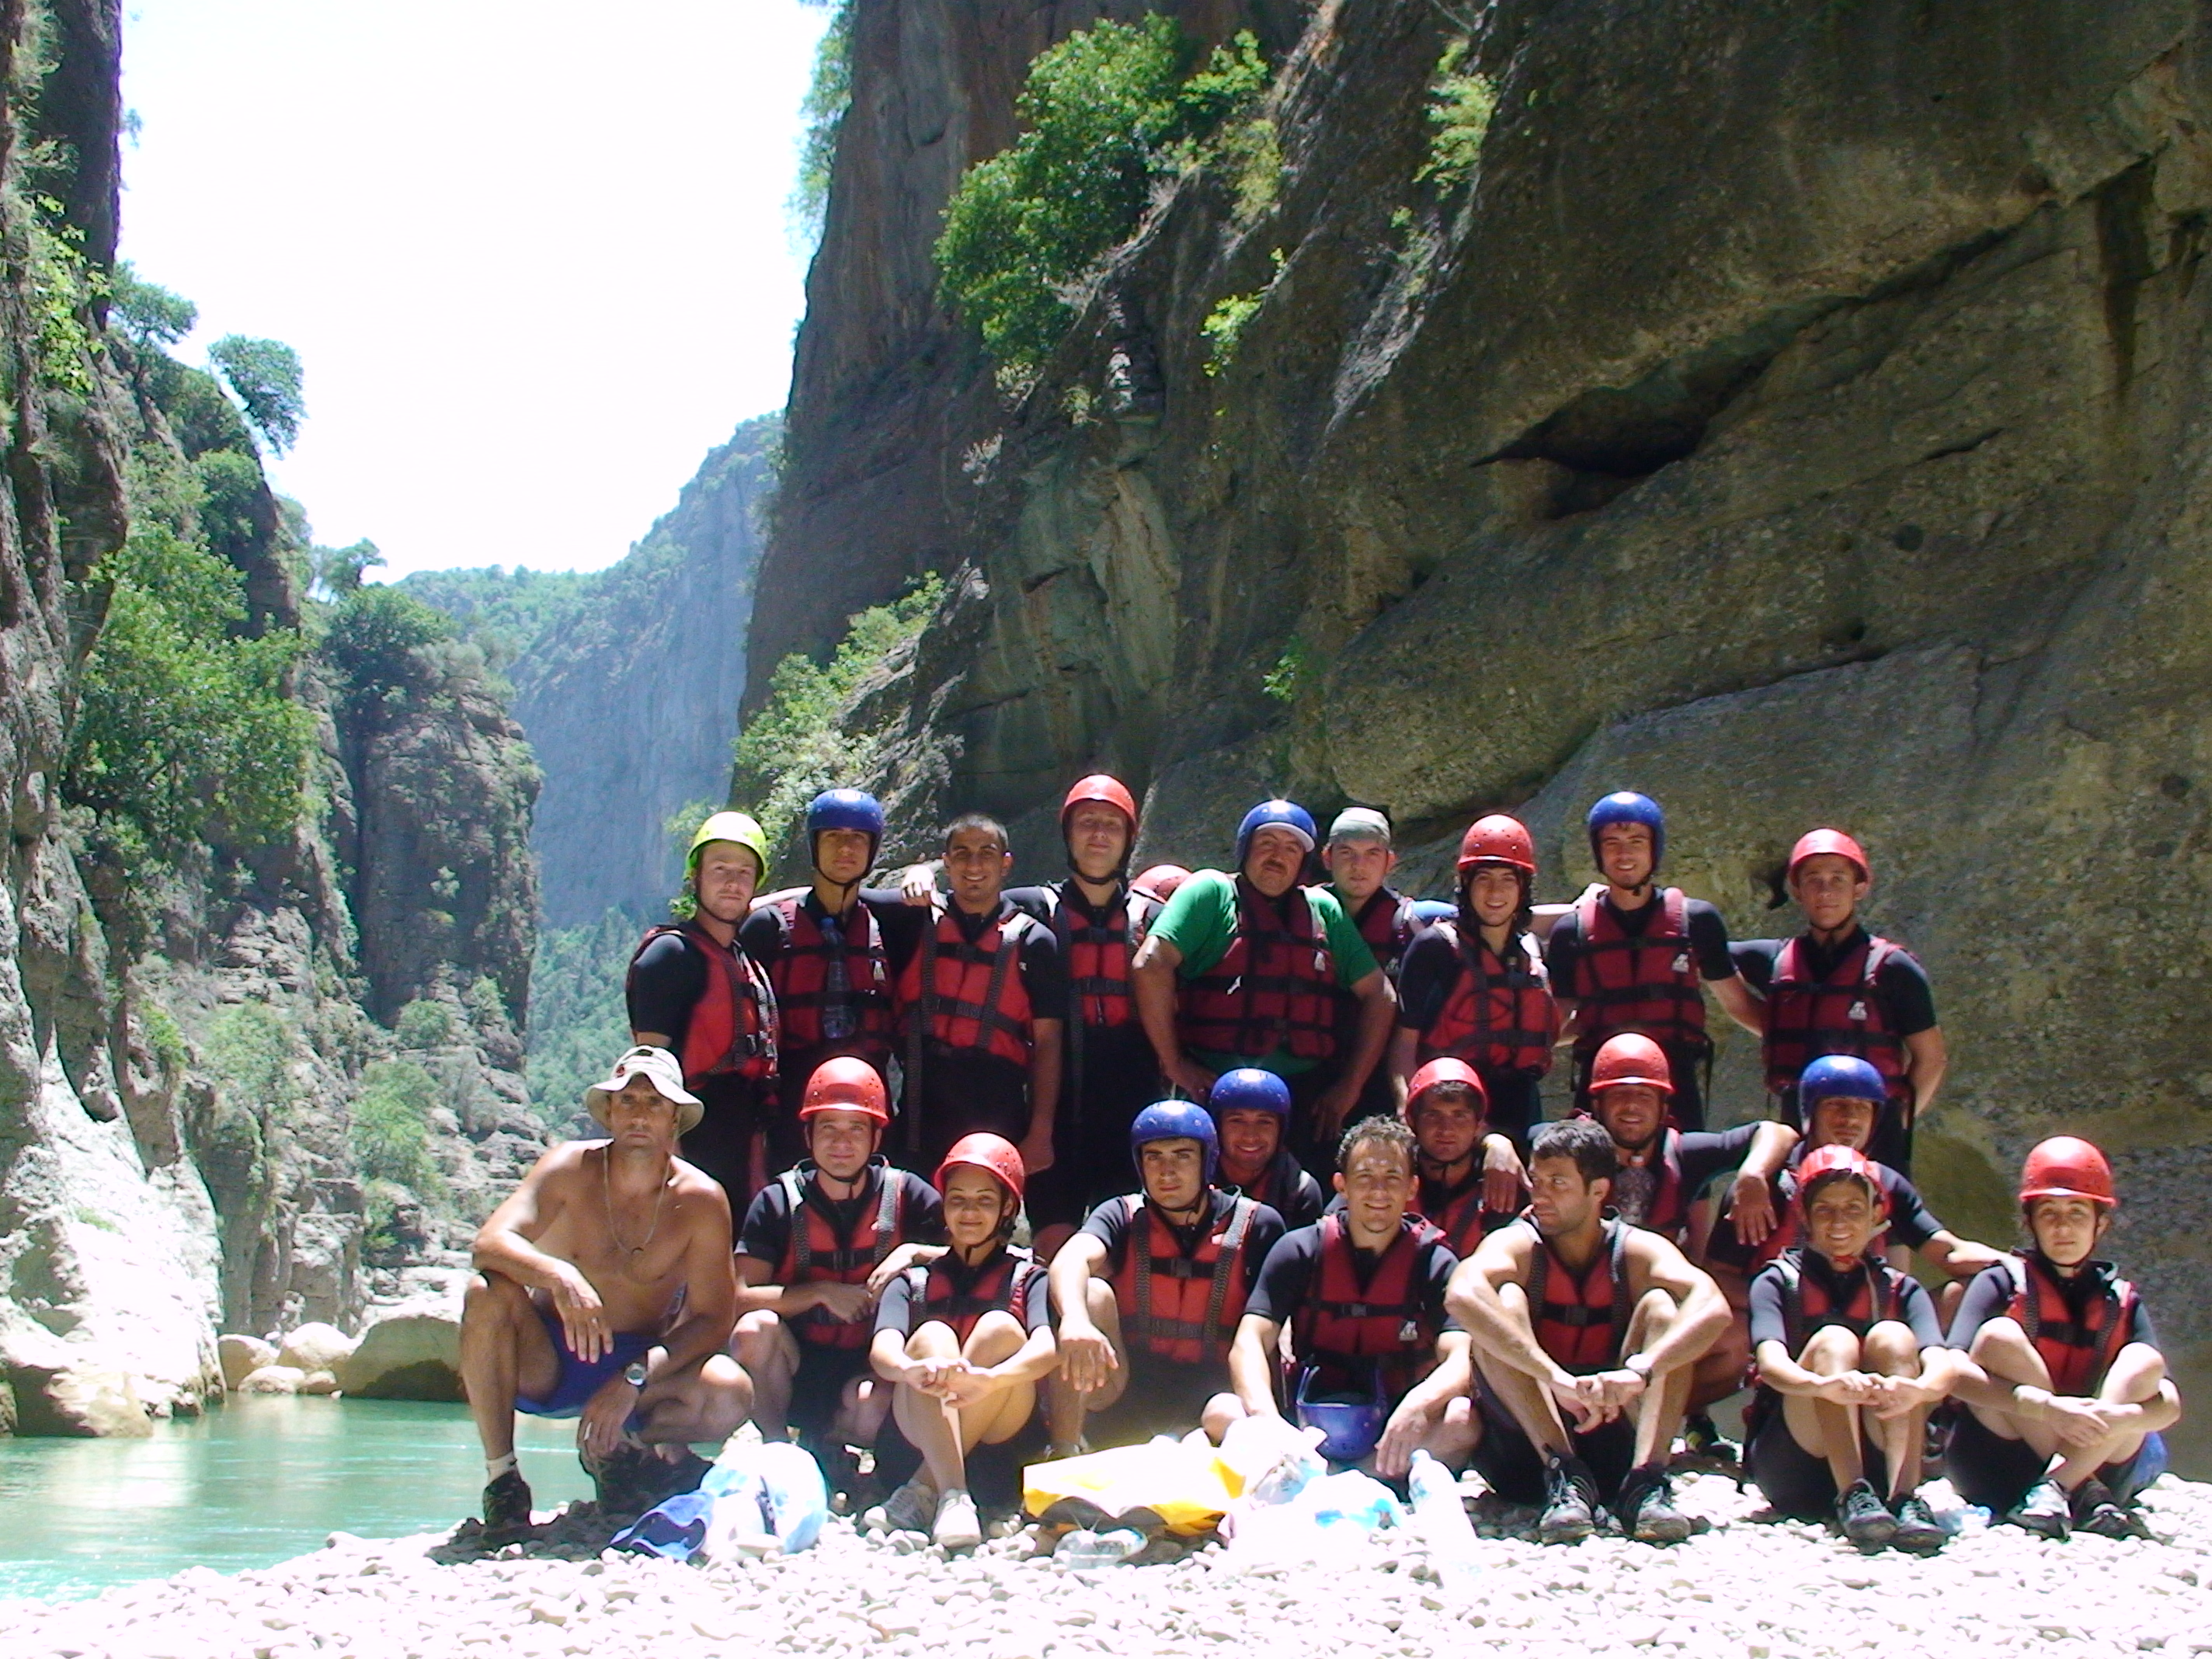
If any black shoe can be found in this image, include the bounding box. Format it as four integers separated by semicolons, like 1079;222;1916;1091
1614;1463;1692;1543
1537;1452;1600;1544
2005;1477;2071;1540
635;1448;713;1510
1836;1478;1897;1549
586;1441;659;1522
1921;1408;1953;1477
1890;1493;1947;1555
2070;1477;2150;1539
1681;1414;1738;1466
481;1469;535;1546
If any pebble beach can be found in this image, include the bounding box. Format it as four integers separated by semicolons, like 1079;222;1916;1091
9;1473;2211;1659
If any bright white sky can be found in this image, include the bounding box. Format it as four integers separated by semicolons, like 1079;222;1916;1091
118;0;830;579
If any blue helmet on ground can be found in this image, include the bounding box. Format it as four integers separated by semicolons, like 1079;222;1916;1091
1208;1067;1292;1121
1235;799;1317;868
1798;1054;1888;1123
1130;1100;1219;1181
1293;1367;1387;1463
1586;791;1665;869
805;788;884;859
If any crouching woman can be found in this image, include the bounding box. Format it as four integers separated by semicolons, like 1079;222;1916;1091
868;1133;1057;1549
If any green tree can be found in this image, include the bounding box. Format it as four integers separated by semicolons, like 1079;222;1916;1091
110;262;197;349
789;0;854;245
311;538;387;600
209;335;306;455
352;1059;443;1192
322;583;455;711
934;20;1267;369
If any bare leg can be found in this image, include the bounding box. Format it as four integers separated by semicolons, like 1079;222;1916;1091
734;1313;798;1441
1779;1325;1866;1493
1624;1291;1700;1469
1202;1392;1251;1444
1421;1393;1480;1470
635;1351;754;1449
461;1272;561;1462
1045;1280;1129;1450
1859;1322;1928;1500
835;1372;894;1449
962;1313;1038;1447
2052;1347;2172;1490
1689;1267;1751;1414
892;1323;966;1494
1473;1282;1574;1457
1963;1320;2063;1458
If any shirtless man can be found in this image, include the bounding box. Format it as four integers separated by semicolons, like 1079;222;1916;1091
460;1045;753;1543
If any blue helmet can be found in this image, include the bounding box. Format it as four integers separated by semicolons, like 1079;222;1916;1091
1798;1055;1888;1125
1130;1100;1219;1181
1208;1067;1292;1121
1235;798;1317;868
805;788;884;860
1586;791;1665;869
1293;1367;1387;1463
1410;898;1458;927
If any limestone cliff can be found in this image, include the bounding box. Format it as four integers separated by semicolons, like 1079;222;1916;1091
753;0;2212;1460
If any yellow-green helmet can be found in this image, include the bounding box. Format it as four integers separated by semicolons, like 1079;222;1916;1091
687;811;770;882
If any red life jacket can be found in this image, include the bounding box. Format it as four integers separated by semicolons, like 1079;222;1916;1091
1177;880;1338;1062
1762;932;1911;1101
1225;1147;1316;1226
1047;883;1161;1031
1417;1172;1518;1259
897;1246;1045;1344
1352;888;1419;975
766;895;893;1057
1110;1194;1260;1365
773;1165;911;1349
1609;1130;1689;1243
896;903;1043;1069
1567;889;1705;1061
1419;920;1557;1079
1525;1218;1634;1374
628;922;777;1086
2004;1252;2140;1396
1292;1214;1445;1396
1769;1250;1908;1355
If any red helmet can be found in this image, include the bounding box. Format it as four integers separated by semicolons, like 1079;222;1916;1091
935;1132;1028;1206
1405;1058;1489;1118
799;1056;891;1125
1457;814;1537;877
1588;1032;1673;1095
1062;774;1139;836
2019;1136;2116;1209
1787;828;1870;884
1132;863;1191;903
1794;1143;1888;1216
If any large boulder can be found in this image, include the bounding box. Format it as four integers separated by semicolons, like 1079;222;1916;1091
217;1334;276;1389
235;1364;307;1396
1;1356;152;1437
276;1322;357;1375
334;1309;464;1402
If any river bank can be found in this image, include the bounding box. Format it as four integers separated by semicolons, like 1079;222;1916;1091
7;1472;2210;1658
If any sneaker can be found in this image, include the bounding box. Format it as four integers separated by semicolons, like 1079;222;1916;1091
1889;1493;1947;1555
2005;1477;2071;1540
1613;1464;1692;1543
1836;1478;1897;1549
586;1441;659;1522
2070;1477;2150;1539
1536;1452;1600;1544
881;1476;936;1534
1681;1414;1738;1465
480;1468;535;1546
932;1487;983;1551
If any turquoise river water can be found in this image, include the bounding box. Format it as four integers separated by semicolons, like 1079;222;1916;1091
0;1396;597;1603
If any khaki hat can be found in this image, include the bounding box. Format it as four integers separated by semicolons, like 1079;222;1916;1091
584;1045;702;1136
1327;806;1393;847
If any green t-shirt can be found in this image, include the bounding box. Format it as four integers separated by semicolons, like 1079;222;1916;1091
1150;870;1379;1075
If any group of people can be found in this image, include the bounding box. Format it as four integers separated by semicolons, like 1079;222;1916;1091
455;779;2182;1558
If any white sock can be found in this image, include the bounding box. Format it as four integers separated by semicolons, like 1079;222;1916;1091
485;1452;518;1481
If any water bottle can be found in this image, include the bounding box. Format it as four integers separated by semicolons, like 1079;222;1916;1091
1407;1450;1480;1593
1058;1527;1146;1570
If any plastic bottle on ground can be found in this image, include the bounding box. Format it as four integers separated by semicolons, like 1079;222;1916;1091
1407;1449;1480;1593
1056;1527;1147;1570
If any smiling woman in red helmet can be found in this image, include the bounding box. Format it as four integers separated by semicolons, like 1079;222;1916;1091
1730;826;1947;1176
867;1133;1056;1550
1944;1136;2180;1540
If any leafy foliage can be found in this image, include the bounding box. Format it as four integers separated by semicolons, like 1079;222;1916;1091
110;261;197;349
527;909;640;1132
65;525;315;868
352;1059;444;1193
24;195;106;395
731;573;942;851
788;0;854;245
1202;251;1282;377
310;538;387;600
322;584;457;711
934;20;1268;369
395;563;594;666
208;334;305;455
1263;634;1312;704
395;998;457;1048
1418;41;1497;190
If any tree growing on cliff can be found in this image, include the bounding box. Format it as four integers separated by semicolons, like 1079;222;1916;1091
209;334;306;456
934;19;1268;370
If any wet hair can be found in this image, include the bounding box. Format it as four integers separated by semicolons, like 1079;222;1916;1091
1337;1115;1417;1175
942;812;1010;854
1530;1118;1619;1188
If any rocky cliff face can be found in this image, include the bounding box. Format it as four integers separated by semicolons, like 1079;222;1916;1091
513;414;777;927
754;0;2212;1461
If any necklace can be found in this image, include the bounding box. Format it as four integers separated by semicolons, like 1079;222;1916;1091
603;1147;668;1260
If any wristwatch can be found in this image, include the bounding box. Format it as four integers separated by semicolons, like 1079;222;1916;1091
623;1361;649;1389
1623;1353;1655;1380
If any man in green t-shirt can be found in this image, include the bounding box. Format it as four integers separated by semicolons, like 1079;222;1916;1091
1132;799;1396;1174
